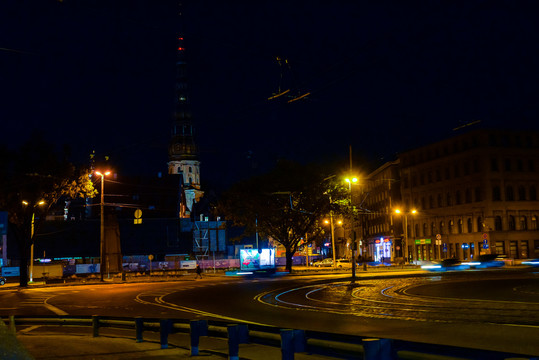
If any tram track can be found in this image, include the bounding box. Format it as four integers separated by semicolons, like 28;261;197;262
255;275;539;326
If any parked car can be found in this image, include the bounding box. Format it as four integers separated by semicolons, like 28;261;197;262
335;259;353;268
312;258;333;267
312;258;353;268
0;276;6;285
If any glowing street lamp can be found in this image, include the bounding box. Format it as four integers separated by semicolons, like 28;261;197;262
345;177;358;282
394;209;417;263
95;170;111;282
22;200;45;283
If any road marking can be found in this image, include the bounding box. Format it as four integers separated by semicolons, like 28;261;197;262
43;302;68;315
19;325;42;333
134;292;269;326
43;297;69;315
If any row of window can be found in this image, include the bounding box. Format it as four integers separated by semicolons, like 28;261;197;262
404;158;536;188
408;215;537;238
492;185;537;201
401;132;538;167
405;184;537;210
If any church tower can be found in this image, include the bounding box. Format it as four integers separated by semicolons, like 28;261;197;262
168;35;203;218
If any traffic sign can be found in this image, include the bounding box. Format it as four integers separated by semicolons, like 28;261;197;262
436;233;441;240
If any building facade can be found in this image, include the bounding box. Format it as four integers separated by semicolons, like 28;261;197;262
361;129;539;263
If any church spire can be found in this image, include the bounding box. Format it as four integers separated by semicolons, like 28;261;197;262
167;34;203;217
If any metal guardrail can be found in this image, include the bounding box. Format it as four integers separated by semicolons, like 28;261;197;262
2;315;536;360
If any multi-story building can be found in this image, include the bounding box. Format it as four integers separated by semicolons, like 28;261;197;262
360;160;401;262
361;128;539;263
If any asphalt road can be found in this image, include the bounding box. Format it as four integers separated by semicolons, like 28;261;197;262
1;268;538;356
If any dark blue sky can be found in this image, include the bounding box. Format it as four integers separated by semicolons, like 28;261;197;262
2;0;539;190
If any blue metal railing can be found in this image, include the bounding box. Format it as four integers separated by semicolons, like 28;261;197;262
2;315;536;360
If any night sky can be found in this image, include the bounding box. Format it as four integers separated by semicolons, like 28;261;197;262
2;1;539;191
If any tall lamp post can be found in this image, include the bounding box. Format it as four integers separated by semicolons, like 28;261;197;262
345;177;358;283
95;170;110;282
23;200;45;283
395;209;417;263
324;215;336;269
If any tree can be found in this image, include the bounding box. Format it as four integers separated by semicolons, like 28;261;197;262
217;160;350;272
0;134;97;287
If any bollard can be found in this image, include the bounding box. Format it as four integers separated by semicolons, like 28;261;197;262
92;315;100;337
135;317;144;343
281;329;295;360
227;324;249;360
9;315;15;333
363;338;393;360
190;320;208;356
160;319;173;349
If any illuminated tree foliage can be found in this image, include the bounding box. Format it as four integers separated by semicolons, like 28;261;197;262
217;160;350;272
0;134;97;287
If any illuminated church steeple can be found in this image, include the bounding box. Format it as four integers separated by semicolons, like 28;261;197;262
168;35;203;217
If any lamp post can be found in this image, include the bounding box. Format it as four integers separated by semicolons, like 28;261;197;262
95;170;110;282
23;200;45;283
395;209;417;263
345;177;358;283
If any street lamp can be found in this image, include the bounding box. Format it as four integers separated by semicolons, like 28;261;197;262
23;200;45;283
345;177;358;283
95;170;110;282
394;209;417;263
324;214;337;269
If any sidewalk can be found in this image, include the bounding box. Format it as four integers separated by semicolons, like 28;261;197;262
10;324;339;360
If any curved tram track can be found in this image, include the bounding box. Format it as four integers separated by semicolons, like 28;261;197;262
255;274;539;326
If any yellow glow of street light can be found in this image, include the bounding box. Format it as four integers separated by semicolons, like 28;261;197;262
22;200;29;206
411;209;417;214
345;177;358;183
95;170;111;177
337;220;343;225
395;209;401;214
